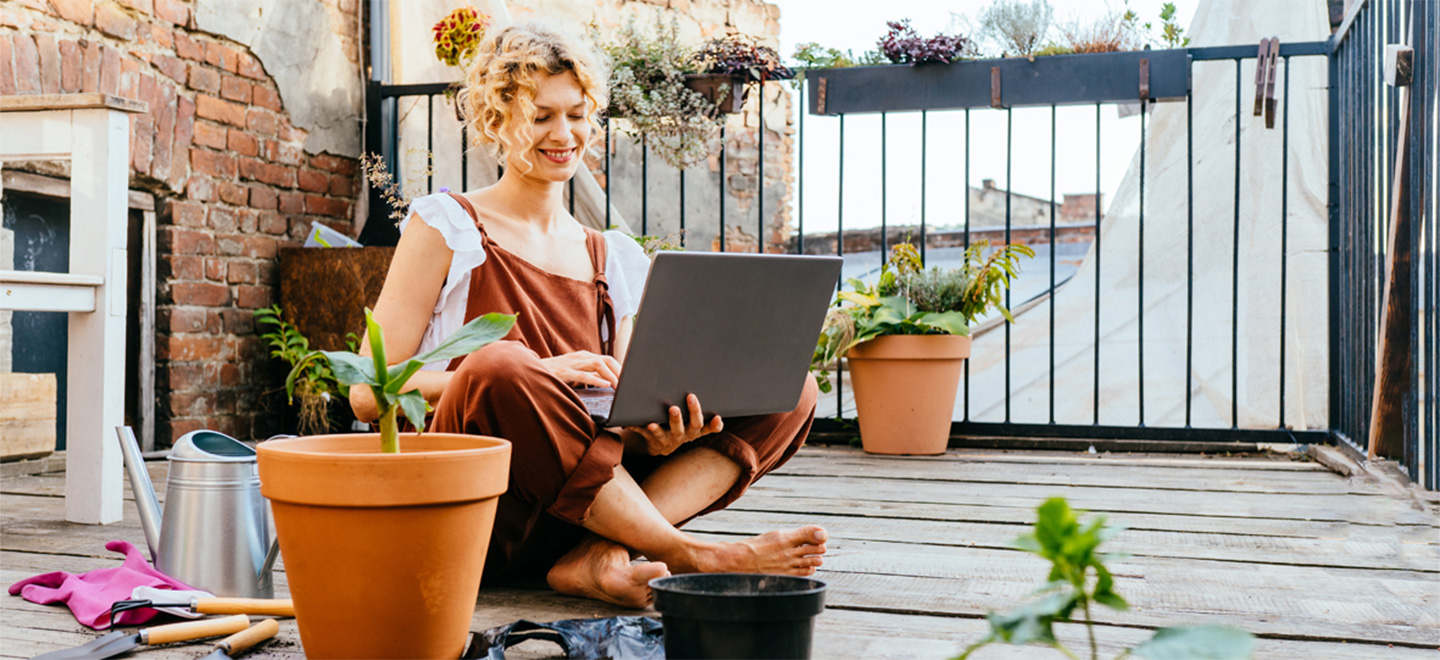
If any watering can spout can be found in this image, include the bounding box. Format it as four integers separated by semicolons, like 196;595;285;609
116;426;163;562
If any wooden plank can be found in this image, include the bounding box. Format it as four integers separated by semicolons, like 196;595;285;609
0;374;56;462
0;171;156;211
0;94;147;113
688;510;1440;572
748;475;1440;527
795;444;1329;471
775;453;1381;495
726;493;1440;540
1368;80;1415;461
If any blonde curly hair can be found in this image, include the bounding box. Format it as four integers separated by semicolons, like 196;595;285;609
459;21;609;174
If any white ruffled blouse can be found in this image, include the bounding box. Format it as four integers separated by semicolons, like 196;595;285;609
401;192;652;371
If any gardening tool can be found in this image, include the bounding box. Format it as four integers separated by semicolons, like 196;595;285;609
108;596;294;625
30;614;251;660
195;619;280;660
116;427;280;599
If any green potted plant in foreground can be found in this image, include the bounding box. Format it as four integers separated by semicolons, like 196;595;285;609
812;241;1033;455
257;309;516;659
958;498;1253;659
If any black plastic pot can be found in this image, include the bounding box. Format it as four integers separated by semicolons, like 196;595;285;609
650;574;827;660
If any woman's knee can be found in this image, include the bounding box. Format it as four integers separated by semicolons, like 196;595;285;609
456;341;544;387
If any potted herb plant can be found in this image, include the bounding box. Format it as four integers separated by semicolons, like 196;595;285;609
256;309;516;659
601;17;722;169
688;36;794;114
813;241;1033;455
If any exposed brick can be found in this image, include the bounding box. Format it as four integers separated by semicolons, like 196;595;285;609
96;2;138;40
163;418;205;443
273;142;304;167
297;169;328;193
35;33;60;94
277;191;305;215
236;285;270;309
249;187;278;211
243;236;277;259
174;31;202;61
51;0;95;25
118;56;141;102
204;257;226;280
132;77;156;174
210;210;239;234
159;254;202;281
170;282;230;307
155;0;189;26
226;260;257;284
204;41;237;73
190;148;236;178
193;121;226;149
328;175;355;197
81;39;100;92
150;24;173;49
0;36;15;96
245;108;275;136
221;311;253;336
237;209;257;232
220;74;249;103
170;95;196;189
164;363;208;392
163;306;208;333
227;129;258;157
166;199;207;227
153;53;185;83
217;236;243;256
59;39;81;92
277;119;305;143
166;334;228;361
250;84;281;112
153;82;177;181
186;62;218;93
305;195;350;218
185;175;216;202
218;182;248;207
99;45;121;95
260;163;296;188
236;51;264;79
13;34;39;94
257;211;287;234
116;0;154;15
196;94;246;127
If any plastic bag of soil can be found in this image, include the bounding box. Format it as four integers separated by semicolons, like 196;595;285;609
463;616;664;660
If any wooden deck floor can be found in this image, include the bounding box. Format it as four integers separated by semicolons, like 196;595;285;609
4;445;1437;659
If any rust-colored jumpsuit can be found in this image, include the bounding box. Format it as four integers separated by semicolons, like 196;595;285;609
430;193;819;583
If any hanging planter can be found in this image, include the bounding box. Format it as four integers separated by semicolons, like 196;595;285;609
683;73;745;114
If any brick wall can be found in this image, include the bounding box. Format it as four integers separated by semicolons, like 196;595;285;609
1;0;363;444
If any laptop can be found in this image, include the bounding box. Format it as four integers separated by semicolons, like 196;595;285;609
577;251;843;428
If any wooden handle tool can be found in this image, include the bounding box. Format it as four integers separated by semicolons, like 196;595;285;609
140;614;251;645
213;619;280;656
193;598;295;617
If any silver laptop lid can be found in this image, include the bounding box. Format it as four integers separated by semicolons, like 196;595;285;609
605;252;843;428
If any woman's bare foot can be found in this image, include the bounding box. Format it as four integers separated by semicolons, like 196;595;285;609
547;536;671;608
687;525;828;576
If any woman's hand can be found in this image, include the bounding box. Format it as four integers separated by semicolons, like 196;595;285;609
541;351;622;388
625;394;723;456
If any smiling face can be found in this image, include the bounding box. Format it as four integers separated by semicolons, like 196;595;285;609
507;70;591;182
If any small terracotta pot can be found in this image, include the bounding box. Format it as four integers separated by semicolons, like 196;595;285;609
846;335;970;455
257;433;511;659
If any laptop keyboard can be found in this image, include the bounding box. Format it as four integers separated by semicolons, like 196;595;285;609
575;389;614;423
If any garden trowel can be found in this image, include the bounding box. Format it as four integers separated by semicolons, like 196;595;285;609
194;619;280;660
30;614;250;660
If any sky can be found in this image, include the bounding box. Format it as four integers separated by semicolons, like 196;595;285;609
770;0;1202;234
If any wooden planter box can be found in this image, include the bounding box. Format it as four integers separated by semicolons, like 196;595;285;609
806;48;1191;115
278;247;395;352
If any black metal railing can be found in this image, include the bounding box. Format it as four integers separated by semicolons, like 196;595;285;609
1330;0;1437;488
364;16;1435;485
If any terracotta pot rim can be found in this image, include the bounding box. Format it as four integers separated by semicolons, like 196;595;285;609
258;433;511;508
846;333;972;360
257;432;509;460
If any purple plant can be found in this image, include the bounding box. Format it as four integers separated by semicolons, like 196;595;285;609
878;19;972;65
694;36;795;80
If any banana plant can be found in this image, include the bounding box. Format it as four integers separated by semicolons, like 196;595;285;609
287;308;517;453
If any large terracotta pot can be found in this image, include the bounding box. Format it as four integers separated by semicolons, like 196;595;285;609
846;335;971;455
257;433;511;659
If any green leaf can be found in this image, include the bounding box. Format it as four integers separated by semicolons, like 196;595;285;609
385;359;426;395
365;309;389;390
284;352;325;403
412;312;517;366
917;311;970;336
1011;533;1044;555
321;350;378;388
1133;626;1255;660
394;389;430;434
1093;590;1129;611
985;590;1076;645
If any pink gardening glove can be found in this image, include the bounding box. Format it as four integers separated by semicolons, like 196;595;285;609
7;540;197;629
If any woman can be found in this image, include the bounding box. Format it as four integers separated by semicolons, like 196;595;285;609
350;21;825;609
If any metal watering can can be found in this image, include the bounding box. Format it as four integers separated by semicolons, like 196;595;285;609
116;427;279;598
